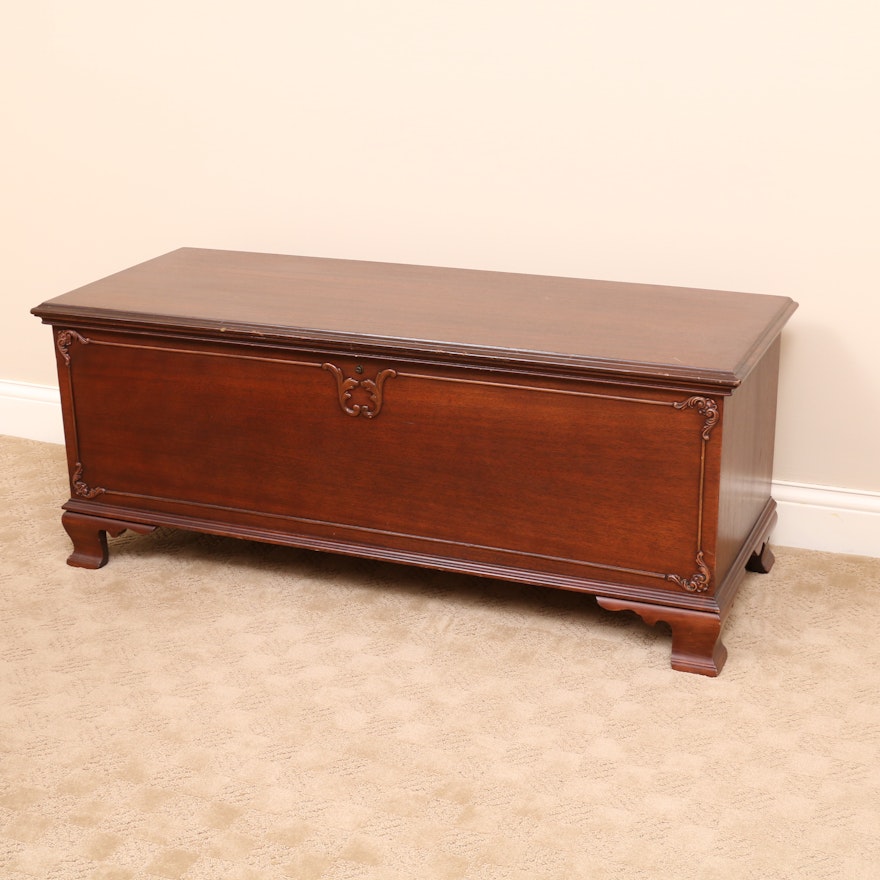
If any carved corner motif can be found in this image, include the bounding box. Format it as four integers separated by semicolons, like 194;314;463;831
56;330;90;365
72;463;106;499
666;551;711;593
673;396;719;440
322;363;397;419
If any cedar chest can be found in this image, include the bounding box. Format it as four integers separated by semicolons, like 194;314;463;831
32;248;797;675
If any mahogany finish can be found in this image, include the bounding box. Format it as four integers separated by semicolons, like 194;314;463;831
33;248;797;675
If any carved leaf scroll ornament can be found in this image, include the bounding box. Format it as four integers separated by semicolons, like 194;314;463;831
56;329;90;365
72;463;106;499
322;363;397;419
666;551;711;593
673;396;719;440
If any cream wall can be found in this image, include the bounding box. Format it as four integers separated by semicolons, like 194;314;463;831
3;2;879;502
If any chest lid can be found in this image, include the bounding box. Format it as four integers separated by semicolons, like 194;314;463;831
32;247;797;388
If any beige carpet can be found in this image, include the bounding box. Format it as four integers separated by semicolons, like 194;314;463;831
1;435;879;880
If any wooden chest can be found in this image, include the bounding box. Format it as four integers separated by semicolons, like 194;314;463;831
32;248;797;675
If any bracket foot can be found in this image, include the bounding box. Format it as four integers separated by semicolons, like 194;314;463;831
596;596;727;676
61;511;156;569
746;541;776;574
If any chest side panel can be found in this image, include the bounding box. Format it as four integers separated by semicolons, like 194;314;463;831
714;336;781;582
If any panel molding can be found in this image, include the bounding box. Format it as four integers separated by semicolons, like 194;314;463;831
3;379;879;559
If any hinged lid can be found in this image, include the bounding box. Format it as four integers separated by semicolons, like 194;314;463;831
32;247;797;388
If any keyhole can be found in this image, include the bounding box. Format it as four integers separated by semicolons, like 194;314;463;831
355;364;364;375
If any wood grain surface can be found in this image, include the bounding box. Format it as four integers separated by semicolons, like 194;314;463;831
33;247;797;387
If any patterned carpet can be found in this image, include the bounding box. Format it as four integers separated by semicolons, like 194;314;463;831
1;435;879;879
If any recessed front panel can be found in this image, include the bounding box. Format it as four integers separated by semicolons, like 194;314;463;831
60;329;719;595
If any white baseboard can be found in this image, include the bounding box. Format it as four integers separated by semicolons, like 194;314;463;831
772;481;880;559
1;380;64;444
3;380;879;558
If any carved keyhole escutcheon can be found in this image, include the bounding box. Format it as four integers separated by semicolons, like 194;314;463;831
322;363;396;419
